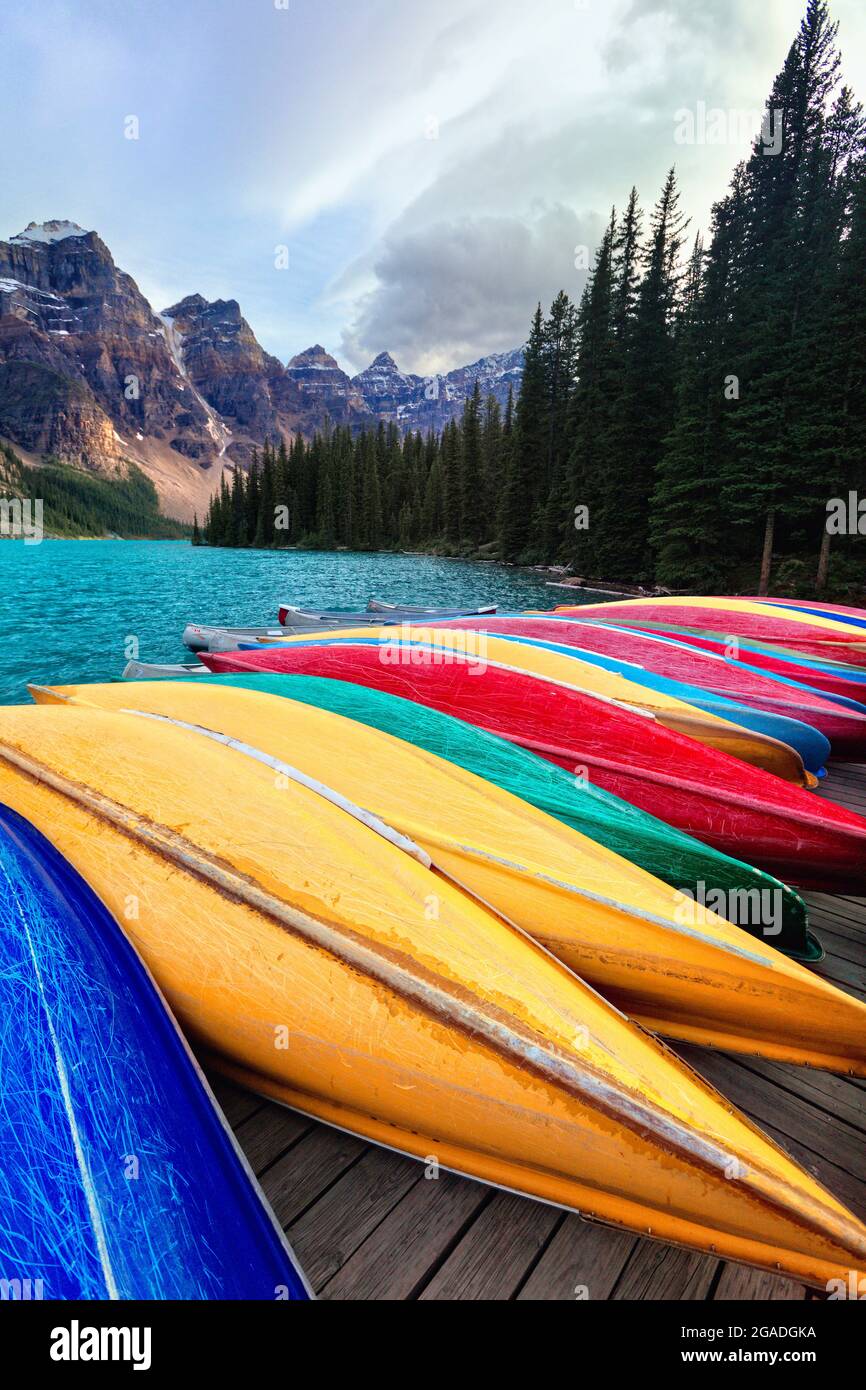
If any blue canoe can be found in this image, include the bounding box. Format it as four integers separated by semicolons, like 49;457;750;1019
0;805;310;1301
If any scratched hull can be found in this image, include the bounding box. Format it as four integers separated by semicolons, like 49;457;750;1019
166;669;820;961
0;701;864;1289
200;639;866;893
555;598;866;667
36;677;866;1069
436;615;866;759
0;803;309;1301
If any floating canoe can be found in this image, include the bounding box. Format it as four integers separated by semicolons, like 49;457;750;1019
36;677;856;1066
244;627;816;785
367;598;497;615
276;602;497;628
200;639;866;893
602;624;866;705
436;615;866;759
165;670;819;961
123;660;208;679
3;701;865;1288
555;598;866;667
0;802;310;1301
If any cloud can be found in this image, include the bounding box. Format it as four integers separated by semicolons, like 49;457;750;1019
340;204;602;374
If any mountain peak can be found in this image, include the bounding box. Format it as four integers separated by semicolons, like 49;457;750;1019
288;344;340;369
371;350;399;369
11;220;90;245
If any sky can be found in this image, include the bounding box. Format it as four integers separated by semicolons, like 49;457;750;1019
2;0;865;376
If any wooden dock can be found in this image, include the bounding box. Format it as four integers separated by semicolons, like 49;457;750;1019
212;765;866;1301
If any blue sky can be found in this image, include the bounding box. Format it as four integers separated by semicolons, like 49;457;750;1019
2;0;865;374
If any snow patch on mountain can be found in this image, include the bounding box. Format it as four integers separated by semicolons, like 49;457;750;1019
11;220;89;245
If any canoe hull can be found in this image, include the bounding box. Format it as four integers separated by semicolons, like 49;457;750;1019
0;803;309;1301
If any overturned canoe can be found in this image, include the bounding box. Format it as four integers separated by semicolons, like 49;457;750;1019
160;669;819;961
403;626;832;776
555;597;866;667
436;615;866;759
0;802;310;1301
2;700;865;1288
244;626;816;785
36;677;857;1066
123;659;209;679
201;638;866;893
276;602;497;628
747;598;866;629
603;623;866;705
184;624;301;653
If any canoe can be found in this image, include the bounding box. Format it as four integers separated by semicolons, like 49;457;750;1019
38;677;857;1069
401;626;832;776
200;638;866;893
554;598;866;666
0;801;310;1300
436;615;866;759
184;624;301;653
3;705;863;1286
276;603;497;628
123;660;209;679
367;598;497;615
747;598;866;629
245;627;816;785
162;670;820;961
602;623;866;705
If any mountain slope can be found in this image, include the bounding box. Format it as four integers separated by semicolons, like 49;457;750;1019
0;221;523;519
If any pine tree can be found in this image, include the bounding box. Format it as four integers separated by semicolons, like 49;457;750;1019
500;304;546;561
460;381;483;546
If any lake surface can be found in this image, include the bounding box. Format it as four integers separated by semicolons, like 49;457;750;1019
0;541;583;705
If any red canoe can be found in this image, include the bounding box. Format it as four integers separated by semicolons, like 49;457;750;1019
202;641;866;893
619;626;866;707
432;615;866;759
555;601;866;668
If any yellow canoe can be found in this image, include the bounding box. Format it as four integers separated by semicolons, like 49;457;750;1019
34;679;866;1077
1;700;864;1289
256;626;812;785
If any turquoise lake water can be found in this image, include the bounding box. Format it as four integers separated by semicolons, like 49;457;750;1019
0;540;577;705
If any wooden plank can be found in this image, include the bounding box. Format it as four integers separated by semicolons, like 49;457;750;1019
290;1145;420;1291
517;1217;636;1301
713;1265;805;1301
259;1124;367;1230
418;1191;560;1301
233;1100;312;1176
727;1056;866;1135
323;1171;490;1301
612;1242;718;1300
680;1049;866;1181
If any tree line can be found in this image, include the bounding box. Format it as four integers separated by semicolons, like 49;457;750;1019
0;444;186;539
203;2;864;597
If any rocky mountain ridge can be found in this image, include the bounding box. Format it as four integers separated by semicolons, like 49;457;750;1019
0;221;523;517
